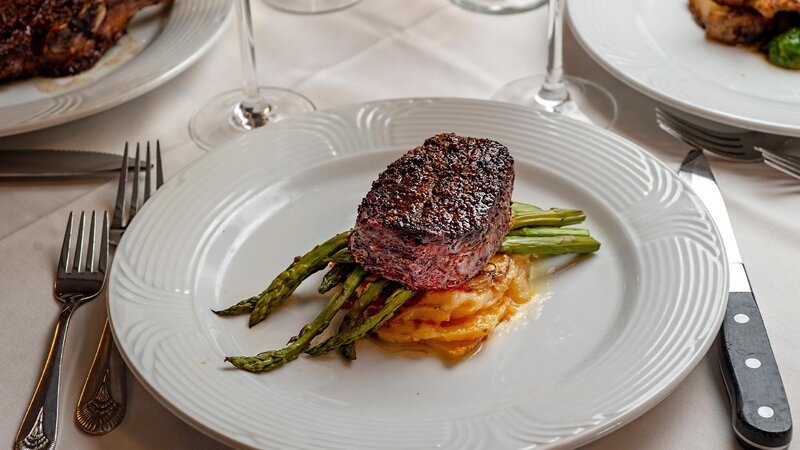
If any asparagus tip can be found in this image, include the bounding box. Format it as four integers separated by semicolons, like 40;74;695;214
225;355;268;373
342;347;357;361
212;308;242;317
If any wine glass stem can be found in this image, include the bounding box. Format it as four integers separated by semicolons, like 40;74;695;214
235;0;270;124
538;0;568;104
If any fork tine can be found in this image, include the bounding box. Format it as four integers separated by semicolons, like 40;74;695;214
656;109;742;149
85;211;97;272
156;140;164;188
656;112;744;155
111;143;128;231
144;142;152;202
655;117;724;155
98;211;109;274
761;148;800;179
656;108;743;142
757;147;800;169
764;157;800;179
657;119;693;146
72;212;86;273
58;212;73;274
130;143;140;220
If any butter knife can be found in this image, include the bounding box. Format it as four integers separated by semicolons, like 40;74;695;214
0;149;140;178
678;149;792;450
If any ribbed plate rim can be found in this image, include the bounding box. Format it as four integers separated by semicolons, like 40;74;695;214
108;97;728;449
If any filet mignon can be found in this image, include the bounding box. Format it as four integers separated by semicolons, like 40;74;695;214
349;133;514;291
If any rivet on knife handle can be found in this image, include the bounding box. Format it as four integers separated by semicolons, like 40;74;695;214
720;265;792;450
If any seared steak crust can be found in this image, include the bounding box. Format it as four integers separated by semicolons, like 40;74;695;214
1;0;166;81
350;133;514;291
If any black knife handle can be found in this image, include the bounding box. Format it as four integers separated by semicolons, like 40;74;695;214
720;289;792;449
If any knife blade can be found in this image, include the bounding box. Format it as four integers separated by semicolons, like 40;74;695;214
678;149;792;450
0;149;141;178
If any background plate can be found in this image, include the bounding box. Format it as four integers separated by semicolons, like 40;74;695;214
568;0;800;136
108;98;727;449
0;0;230;137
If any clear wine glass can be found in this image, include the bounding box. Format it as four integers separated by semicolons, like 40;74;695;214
189;0;315;151
264;0;362;14
452;0;545;14
492;0;617;128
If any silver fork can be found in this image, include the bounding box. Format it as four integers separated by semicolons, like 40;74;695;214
15;211;109;450
75;141;163;435
654;107;791;161
757;146;800;180
655;108;800;180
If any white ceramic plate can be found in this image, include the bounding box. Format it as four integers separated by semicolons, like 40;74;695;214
108;98;728;449
0;0;230;137
568;0;800;136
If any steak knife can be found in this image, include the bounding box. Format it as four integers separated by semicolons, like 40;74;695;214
678;149;792;450
0;149;140;178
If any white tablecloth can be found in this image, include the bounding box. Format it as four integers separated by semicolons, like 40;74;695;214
1;1;798;448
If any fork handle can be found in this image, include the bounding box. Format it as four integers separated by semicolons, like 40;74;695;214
15;304;76;450
76;318;126;435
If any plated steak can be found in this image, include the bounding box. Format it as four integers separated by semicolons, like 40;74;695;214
0;0;167;81
349;133;514;291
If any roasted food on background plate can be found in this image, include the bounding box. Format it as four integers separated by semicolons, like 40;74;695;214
214;133;602;373
689;0;769;44
717;0;800;18
0;0;168;81
689;0;800;68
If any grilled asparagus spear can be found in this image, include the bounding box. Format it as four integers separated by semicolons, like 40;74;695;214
245;231;351;327
225;266;367;373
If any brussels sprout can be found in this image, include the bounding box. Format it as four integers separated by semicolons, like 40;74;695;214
767;27;800;70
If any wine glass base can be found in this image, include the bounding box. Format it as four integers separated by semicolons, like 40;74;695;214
264;0;362;14
451;0;546;14
492;74;618;129
189;87;315;151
